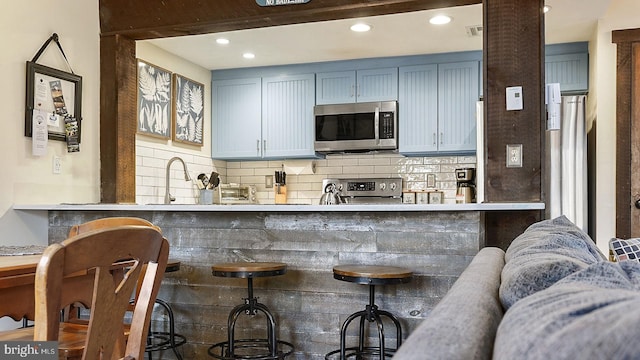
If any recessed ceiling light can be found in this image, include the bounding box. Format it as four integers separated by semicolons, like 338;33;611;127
350;23;371;32
543;5;552;13
216;38;230;45
243;52;255;59
429;15;452;25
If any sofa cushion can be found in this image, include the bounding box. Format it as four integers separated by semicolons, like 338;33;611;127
499;216;604;309
394;247;505;360
494;261;640;360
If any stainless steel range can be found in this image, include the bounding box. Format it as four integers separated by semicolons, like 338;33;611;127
321;178;403;204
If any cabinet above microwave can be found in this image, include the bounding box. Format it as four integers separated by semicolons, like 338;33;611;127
315;68;398;105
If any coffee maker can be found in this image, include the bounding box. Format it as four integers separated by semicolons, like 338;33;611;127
455;168;475;203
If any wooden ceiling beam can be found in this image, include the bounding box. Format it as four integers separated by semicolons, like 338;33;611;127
99;0;480;40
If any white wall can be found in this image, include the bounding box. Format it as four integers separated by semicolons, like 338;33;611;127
592;0;640;254
0;1;100;245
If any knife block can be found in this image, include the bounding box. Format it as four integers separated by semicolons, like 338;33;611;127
274;185;287;204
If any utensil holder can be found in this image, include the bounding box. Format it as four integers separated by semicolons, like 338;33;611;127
199;189;214;205
274;185;287;204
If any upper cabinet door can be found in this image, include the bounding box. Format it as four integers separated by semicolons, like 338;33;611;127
316;71;356;104
437;61;479;153
262;73;316;158
211;78;262;159
398;64;439;154
355;68;398;103
545;53;589;92
316;68;398;104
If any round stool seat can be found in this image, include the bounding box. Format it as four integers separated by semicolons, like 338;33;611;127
212;262;287;278
165;259;181;273
333;265;412;285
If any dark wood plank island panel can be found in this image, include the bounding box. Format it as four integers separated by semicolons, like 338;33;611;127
48;209;484;359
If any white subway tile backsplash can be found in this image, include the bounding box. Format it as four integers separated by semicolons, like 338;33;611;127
358;157;392;166
136;140;476;205
342;165;374;174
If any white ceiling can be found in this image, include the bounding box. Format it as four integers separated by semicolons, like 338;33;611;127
146;1;611;70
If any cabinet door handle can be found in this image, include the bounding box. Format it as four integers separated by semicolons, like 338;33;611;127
350;84;355;98
263;139;267;152
440;132;444;145
433;133;436;146
256;139;260;155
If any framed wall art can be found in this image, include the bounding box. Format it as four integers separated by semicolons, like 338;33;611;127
25;61;82;142
137;59;172;139
173;74;204;146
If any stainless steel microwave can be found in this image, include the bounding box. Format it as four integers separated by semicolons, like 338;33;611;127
314;101;398;153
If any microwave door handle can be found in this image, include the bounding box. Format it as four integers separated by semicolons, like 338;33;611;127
374;106;380;144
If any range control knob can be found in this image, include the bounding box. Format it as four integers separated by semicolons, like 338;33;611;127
390;182;397;191
379;183;387;191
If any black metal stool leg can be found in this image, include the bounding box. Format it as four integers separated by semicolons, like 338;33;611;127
209;275;293;360
339;310;368;359
377;310;403;348
146;298;186;360
327;284;403;360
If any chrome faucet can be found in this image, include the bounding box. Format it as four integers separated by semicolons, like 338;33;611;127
164;157;191;204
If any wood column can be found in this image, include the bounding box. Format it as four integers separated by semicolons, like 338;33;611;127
483;0;545;247
612;29;640;238
100;35;136;203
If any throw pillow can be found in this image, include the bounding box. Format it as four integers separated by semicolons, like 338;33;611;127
609;237;640;262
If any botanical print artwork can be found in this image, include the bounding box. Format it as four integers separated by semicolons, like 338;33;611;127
174;74;204;145
137;60;171;138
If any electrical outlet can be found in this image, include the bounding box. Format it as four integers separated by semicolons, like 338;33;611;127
265;175;273;187
506;144;523;168
427;173;436;188
53;155;62;174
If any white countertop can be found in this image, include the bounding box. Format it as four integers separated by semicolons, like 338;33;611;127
13;202;545;212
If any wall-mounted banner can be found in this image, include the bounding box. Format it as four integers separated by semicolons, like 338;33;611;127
256;0;311;6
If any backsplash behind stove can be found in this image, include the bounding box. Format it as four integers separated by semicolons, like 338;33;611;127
227;153;476;205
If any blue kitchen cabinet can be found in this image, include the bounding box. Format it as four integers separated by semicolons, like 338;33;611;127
398;61;479;155
437;61;479;153
398;64;439;153
211;78;262;159
545;53;588;92
316;68;398;104
262;73;316;158
212;74;316;160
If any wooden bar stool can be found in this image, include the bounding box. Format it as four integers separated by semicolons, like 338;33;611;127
325;265;412;360
145;260;187;360
208;262;294;360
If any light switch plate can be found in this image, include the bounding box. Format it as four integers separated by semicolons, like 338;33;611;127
506;86;523;111
506;144;523;167
53;155;62;174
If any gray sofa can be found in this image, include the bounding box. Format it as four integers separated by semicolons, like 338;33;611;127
395;216;640;360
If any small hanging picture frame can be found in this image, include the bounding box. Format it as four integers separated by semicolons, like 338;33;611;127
25;61;82;143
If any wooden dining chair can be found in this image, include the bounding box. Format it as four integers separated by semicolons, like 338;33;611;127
0;224;169;360
67;217;160;237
